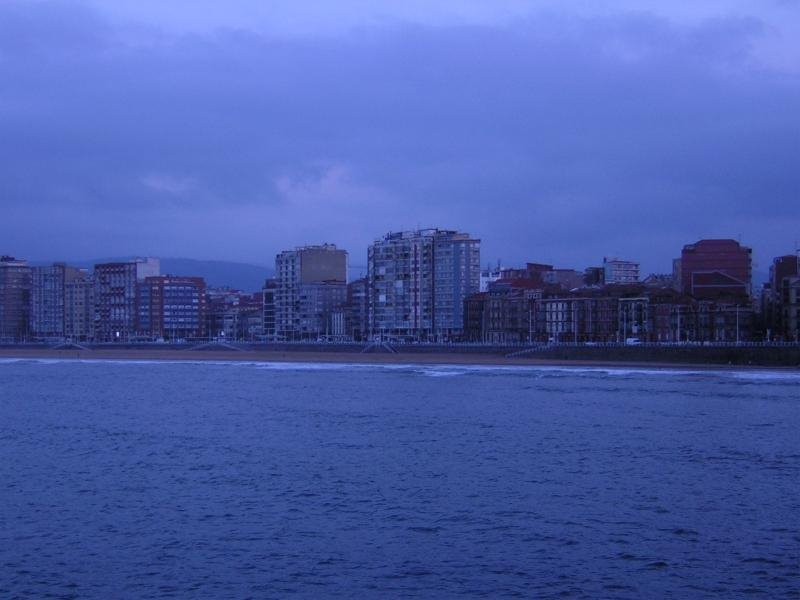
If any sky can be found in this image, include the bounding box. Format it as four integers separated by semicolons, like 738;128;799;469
1;0;798;277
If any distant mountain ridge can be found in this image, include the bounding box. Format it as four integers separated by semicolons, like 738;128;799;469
29;257;273;292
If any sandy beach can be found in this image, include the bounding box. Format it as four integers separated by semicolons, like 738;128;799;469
1;347;794;371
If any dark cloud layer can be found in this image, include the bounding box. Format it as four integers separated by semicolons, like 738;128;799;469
1;1;798;275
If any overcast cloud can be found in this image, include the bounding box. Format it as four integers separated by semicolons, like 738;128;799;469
1;0;798;275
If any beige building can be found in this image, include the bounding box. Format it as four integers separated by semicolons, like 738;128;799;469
65;273;95;341
275;244;348;340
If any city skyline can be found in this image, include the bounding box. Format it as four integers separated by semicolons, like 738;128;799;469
6;231;797;287
6;231;798;344
2;1;798;275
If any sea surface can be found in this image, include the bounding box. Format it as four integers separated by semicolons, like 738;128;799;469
1;359;798;599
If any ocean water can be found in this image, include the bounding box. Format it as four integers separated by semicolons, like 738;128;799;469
1;359;798;599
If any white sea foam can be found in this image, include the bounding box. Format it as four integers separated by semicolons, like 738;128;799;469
414;368;469;377
1;357;797;382
729;370;800;382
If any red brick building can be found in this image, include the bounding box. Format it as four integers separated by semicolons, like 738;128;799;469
137;276;206;340
680;239;752;299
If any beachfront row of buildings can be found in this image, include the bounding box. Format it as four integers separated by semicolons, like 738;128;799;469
1;232;799;343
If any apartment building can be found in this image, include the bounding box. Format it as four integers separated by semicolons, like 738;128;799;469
65;274;94;341
30;263;82;339
603;257;640;285
275;244;348;340
368;229;480;340
137;276;206;340
93;257;160;341
0;256;32;341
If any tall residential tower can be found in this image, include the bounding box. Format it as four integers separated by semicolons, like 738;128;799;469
368;228;480;340
0;256;32;341
93;257;160;341
30;263;82;339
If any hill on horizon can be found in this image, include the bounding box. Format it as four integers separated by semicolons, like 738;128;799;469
26;258;771;291
29;257;273;292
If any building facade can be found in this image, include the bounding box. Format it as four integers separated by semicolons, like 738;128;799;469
603;257;640;284
297;280;347;339
766;254;800;340
65;274;95;341
583;266;605;286
543;269;584;290
137;276;206;340
464;282;757;344
262;279;277;341
346;278;369;341
480;262;503;292
30;263;82;339
0;256;32;341
780;277;800;341
480;280;540;344
93;258;160;342
368;229;480;340
205;287;262;341
680;239;752;299
275;244;348;340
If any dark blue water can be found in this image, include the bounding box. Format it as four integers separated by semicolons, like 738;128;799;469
1;359;798;599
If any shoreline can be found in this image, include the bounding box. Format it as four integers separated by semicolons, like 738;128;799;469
0;347;797;371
